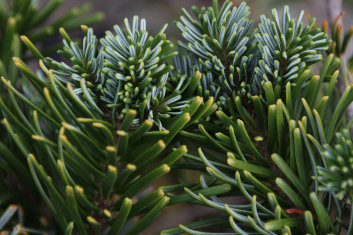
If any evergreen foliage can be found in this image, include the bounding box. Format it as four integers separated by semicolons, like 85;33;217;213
317;129;353;204
1;22;214;234
1;0;353;234
176;1;256;106
0;0;103;81
163;1;353;234
43;18;197;129
0;0;103;233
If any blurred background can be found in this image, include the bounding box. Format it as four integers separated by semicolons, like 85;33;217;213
47;0;353;233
